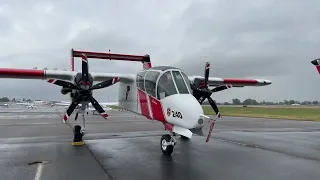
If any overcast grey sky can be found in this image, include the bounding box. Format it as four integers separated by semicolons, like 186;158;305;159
0;0;319;103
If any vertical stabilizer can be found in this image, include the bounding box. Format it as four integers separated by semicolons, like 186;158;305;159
142;54;152;70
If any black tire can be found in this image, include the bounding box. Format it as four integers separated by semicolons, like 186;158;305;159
160;134;174;155
73;125;83;142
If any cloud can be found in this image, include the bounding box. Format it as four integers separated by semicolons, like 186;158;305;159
0;0;319;102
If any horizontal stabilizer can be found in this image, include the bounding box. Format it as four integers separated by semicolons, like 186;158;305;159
72;49;150;62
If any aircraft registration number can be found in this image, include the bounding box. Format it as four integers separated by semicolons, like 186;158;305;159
172;111;183;119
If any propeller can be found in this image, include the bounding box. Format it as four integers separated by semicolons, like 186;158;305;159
47;54;119;122
190;62;232;120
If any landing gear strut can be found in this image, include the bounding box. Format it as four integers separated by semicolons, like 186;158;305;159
160;133;177;155
72;105;86;146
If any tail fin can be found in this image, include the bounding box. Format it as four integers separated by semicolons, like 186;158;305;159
142;55;152;70
311;58;320;74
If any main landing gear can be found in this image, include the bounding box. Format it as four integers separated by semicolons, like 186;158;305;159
72;109;86;146
160;133;177;155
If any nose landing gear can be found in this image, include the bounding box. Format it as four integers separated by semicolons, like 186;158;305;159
72;109;86;146
72;125;84;144
160;134;177;155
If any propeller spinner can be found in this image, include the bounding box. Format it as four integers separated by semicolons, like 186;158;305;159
47;54;119;122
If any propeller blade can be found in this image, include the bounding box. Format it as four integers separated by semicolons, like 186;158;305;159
199;96;206;104
47;79;79;89
88;96;108;119
207;97;221;119
89;77;119;90
63;95;82;123
211;85;232;93
204;62;210;86
206;120;216;142
81;54;89;81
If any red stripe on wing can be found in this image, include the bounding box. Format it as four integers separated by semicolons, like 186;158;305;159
223;79;258;84
0;68;45;78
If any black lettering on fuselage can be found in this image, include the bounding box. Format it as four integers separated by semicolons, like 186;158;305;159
172;110;183;119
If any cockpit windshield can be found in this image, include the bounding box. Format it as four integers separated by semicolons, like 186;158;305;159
157;70;191;100
157;71;178;99
172;71;190;94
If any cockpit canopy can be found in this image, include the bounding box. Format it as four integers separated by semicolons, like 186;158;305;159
136;66;191;100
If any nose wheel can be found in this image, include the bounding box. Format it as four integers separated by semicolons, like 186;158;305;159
72;109;86;146
160;134;176;155
73;125;84;141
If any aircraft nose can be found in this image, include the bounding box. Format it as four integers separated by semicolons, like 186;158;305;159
161;94;204;129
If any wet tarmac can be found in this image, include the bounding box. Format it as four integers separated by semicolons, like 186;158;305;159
0;107;319;180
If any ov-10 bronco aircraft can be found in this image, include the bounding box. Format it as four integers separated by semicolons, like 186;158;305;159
0;49;272;155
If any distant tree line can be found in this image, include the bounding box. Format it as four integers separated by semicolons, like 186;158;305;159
0;97;32;102
202;98;319;105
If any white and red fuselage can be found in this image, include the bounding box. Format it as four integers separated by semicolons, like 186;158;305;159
118;67;207;138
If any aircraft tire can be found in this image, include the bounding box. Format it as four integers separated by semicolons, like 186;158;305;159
73;125;83;142
160;134;173;155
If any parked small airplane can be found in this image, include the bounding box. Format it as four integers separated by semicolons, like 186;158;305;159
26;104;36;109
0;49;272;155
0;103;9;108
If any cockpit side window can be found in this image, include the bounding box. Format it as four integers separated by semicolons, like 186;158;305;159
145;71;160;97
136;71;147;91
157;71;178;99
172;71;190;94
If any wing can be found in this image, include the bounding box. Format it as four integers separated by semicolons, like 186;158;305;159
188;76;272;87
0;68;136;83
